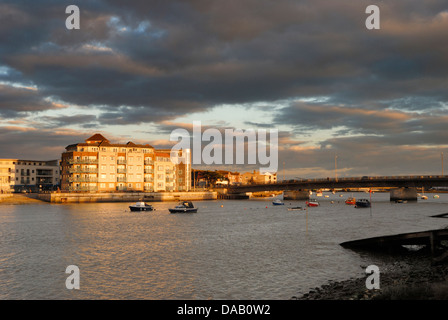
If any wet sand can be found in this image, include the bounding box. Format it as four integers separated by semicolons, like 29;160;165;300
0;194;46;205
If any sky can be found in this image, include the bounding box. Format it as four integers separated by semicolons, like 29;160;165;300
0;0;447;178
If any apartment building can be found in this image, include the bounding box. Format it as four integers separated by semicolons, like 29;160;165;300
0;159;60;192
61;134;191;192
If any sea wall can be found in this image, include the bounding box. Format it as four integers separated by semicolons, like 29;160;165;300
38;191;217;203
390;187;418;201
283;190;309;200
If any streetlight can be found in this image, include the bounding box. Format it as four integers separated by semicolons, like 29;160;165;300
335;154;338;182
442;152;445;176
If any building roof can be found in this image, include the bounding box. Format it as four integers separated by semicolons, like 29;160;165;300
85;133;109;143
65;134;154;150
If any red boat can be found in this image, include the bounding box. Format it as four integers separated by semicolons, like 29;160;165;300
345;197;356;205
306;199;319;207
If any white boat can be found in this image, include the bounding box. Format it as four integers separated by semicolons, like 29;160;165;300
272;199;285;205
129;201;154;212
169;201;198;213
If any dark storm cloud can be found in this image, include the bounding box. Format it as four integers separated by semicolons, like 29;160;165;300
0;126;88;159
1;0;447;122
1;0;448;176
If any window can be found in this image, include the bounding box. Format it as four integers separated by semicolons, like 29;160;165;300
100;183;106;188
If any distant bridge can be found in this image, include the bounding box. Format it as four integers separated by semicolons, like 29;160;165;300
227;175;448;194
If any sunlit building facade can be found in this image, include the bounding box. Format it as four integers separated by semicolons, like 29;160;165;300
61;134;191;192
0;159;60;192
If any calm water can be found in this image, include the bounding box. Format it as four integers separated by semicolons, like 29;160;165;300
1;192;447;300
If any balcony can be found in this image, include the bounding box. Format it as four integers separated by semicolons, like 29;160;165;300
117;177;127;182
69;159;98;165
117;169;127;174
144;178;153;182
117;160;127;165
144;169;154;174
69;168;98;174
69;177;98;183
69;186;98;192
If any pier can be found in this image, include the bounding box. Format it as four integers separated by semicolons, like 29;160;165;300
38;191;217;203
340;228;448;255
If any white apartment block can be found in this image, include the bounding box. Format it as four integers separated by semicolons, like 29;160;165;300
0;159;60;192
61;134;191;192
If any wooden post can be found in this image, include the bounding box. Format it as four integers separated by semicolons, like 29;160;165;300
430;232;435;256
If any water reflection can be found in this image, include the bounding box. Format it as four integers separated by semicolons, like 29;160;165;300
0;192;447;299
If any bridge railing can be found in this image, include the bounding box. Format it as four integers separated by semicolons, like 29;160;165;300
229;175;448;188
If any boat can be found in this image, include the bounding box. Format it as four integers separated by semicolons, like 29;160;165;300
316;191;323;197
434;195;440;199
129;201;154;212
421;195;428;200
272;199;285;205
395;200;408;204
306;199;319;207
287;207;303;211
169;201;198;213
355;199;371;208
345;197;356;205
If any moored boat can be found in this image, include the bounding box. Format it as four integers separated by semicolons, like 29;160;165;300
306;199;319;207
169;201;198;213
129;201;154;212
345;197;356;205
272;199;285;205
287;206;303;211
355;199;371;208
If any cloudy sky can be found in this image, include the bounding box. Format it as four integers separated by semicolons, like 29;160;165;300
0;0;447;178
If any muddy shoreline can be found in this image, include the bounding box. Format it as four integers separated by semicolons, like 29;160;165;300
293;249;448;300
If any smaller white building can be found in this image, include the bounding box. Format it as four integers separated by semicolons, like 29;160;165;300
0;159;60;192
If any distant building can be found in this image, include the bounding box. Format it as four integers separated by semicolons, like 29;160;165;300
0;159;60;192
60;134;191;192
241;170;277;184
216;170;242;185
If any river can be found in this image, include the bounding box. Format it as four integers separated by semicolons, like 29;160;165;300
0;191;447;299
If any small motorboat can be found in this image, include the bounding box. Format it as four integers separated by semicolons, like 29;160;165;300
306;199;319;207
169;201;198;213
421;195;428;200
355;199;371;208
272;199;285;205
345;197;356;205
434;195;440;199
287;207;303;211
129;201;154;212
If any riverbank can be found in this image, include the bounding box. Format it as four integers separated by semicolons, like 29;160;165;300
0;193;45;205
293;250;448;300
